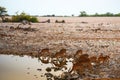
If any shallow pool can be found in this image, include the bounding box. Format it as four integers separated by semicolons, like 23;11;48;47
0;54;73;80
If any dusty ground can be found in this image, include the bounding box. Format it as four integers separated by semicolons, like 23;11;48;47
0;17;120;56
0;17;120;79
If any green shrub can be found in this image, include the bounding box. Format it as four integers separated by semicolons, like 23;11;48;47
12;12;38;22
30;17;38;22
12;15;20;22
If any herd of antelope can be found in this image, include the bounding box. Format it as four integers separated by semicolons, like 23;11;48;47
18;19;65;24
37;48;110;74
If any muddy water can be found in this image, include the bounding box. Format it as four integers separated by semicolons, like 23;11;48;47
0;54;72;80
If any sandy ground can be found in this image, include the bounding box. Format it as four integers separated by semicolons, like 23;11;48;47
0;17;120;57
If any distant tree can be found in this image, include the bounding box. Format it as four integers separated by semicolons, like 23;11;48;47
94;13;99;16
115;13;120;16
79;11;87;17
105;12;113;16
52;14;55;17
72;14;74;17
0;6;7;22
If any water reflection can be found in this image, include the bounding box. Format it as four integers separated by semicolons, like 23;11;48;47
0;54;66;80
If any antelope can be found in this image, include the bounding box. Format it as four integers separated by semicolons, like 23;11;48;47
78;54;89;61
55;20;65;23
90;56;98;66
78;54;92;70
69;62;85;75
53;49;66;58
90;56;97;62
98;53;110;64
74;52;88;63
39;19;50;23
73;50;83;61
71;53;92;74
17;20;32;29
38;48;51;58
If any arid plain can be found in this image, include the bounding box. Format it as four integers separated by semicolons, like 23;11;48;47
0;17;120;56
0;17;120;79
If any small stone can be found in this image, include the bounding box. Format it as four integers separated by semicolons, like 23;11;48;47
27;72;30;74
46;67;52;72
45;73;53;78
37;68;42;71
27;67;30;70
34;75;37;76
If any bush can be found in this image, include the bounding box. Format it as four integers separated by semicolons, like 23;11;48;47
30;17;38;22
12;12;38;22
79;11;88;17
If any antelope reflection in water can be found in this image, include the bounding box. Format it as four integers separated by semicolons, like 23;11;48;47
51;49;68;70
38;48;52;64
37;48;110;75
38;48;68;70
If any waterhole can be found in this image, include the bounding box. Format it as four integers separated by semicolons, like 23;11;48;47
0;54;73;80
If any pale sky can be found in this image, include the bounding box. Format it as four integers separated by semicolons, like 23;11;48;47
0;0;120;16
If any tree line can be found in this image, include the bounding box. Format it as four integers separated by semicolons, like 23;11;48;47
0;6;120;22
79;11;120;17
